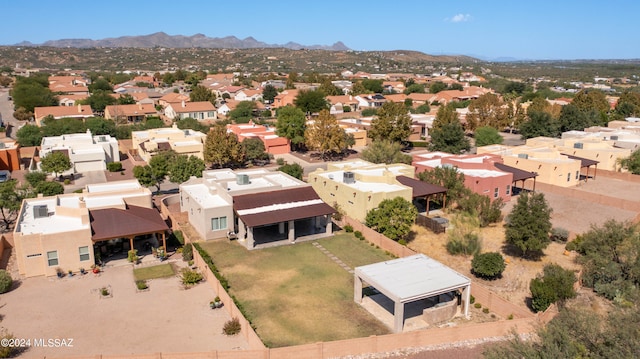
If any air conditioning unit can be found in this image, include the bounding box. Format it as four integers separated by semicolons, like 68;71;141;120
0;143;5;149
517;153;529;159
33;205;48;219
574;142;583;149
236;174;250;185
610;135;619;141
343;171;355;184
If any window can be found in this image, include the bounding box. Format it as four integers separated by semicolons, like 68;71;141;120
79;246;90;261
47;251;59;267
567;173;571;182
494;187;499;198
575;171;579;180
211;216;227;231
506;185;511;195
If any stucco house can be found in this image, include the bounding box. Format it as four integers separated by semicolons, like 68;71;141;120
35;130;120;173
104;104;157;123
164;101;217;122
131;125;206;163
227;122;291;155
34;105;94;126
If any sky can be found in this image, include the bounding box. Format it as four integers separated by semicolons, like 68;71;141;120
2;0;640;60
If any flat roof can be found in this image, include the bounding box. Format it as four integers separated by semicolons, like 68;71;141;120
319;171;407;193
86;181;141;193
18;199;88;235
181;183;229;208
355;254;470;303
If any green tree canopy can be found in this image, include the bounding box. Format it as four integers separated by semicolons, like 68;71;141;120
262;84;278;103
304;109;347;160
133;151;174;194
503;81;526;95
89;78;113;92
204;125;245;169
16;124;43;146
466;93;508;131
428;118;470;154
85;117;116;136
614;91;640;119
277;163;303;180
519;110;560;139
41;117;86;137
572;89;610;116
35;181;65;196
175;117;210;133
618;149;640;174
361;79;384;93
360;140;412;164
189;85;216;104
13;107;33;121
168;155;205;183
24;171;47;188
417;166;466;208
242;137;270;164
116;93;136;105
0;180;33;231
474;126;504;147
229;101;256;124
365;197;417;241
429;81;447;94
40;151;72;178
11;76;58;112
471;252;506;279
403;83;426;94
294;89;328;114
505;192;553;257
82;89;116;112
368;101;412;142
558;103;601;132
319;79;343;96
529;263;577;312
275;106;307;150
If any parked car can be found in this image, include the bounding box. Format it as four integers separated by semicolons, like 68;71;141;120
0;170;10;183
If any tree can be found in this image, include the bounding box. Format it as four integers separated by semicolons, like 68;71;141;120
319;79;343;96
35;181;64;196
0;270;12;294
168;155;205;183
294;89;328;114
40;151;72;178
474;126;504;147
614;91;640;119
429;81;447;94
519;110;560;139
175;117;209;133
361;79;383;93
558;103;601;132
262;84;278;103
618;149;640;174
11;77;58;112
89;78;113;92
572;89;609;117
417;166;466;208
16;124;43;146
0;180;32;231
85;117;116;136
350;81;369;96
204;125;245;168
505;192;553;257
429;119;470;154
162;72;175;85
403;83;425;94
229;101;256;124
471;252;506;279
529;263;577;312
503;81;526;95
413;104;430;114
457;192;504;227
116;93;136;105
42;117;86;137
277;163;303;180
360;140;412;164
304;110;348;160
133;151;174;194
24;171;47;187
189;85;216;104
368;102;412;142
82;90;116;112
13;107;33;121
242;138;269;164
365;197;417;241
466;93;507;131
448;83;464;91
276;106;306;151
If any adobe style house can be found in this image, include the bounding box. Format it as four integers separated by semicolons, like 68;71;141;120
272;90;299;109
14;180;167;278
104;104;157;123
34;105;94;126
131;125;206;163
164;101;216;122
553;132;634;171
35;130;119;173
226;122;290;155
308;160;446;222
0;138;20;171
413;152;515;202
179;169;335;249
158;92;190;108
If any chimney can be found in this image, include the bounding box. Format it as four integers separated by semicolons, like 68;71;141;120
181;100;186;108
78;104;82;113
139;103;143;110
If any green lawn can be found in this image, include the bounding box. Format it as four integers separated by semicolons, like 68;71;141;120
199;233;394;347
133;263;176;281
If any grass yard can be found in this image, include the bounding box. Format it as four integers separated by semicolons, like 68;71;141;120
133;263;176;281
199;233;394;347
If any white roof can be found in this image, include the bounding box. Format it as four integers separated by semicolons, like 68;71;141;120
181;184;229;208
18;199;88;235
319;171;406;193
237;199;324;216
84;196;125;209
355;254;470;303
86;180;141;193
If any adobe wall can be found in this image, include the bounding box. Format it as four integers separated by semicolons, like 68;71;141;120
534;182;640;212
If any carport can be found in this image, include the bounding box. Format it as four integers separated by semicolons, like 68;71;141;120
354;254;471;333
561;153;599;182
395;175;447;213
494;162;538;192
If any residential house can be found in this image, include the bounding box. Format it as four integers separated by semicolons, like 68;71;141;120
410;114;436;140
272;89;299;109
36;130;120;173
413;152;514;202
217;86;245;99
179;169;335;249
104;103;157;123
58;94;89;107
327;95;360;114
13;180;167;278
48;76;90;95
164;101;216;121
431;86;492;105
131;124;207;163
234;89;263;102
34;105;94;126
0;138;20;171
158;92;190;108
382;81;405;94
227;122;290;155
532;134;633;171
355;94;386;109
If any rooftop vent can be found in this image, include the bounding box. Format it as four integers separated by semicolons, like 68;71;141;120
33;205;48;219
98;136;106;142
610;135;619;141
236;174;250;185
517;153;529;159
343;171;355;184
574;142;583;149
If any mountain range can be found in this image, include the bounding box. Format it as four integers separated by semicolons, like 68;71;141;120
14;32;351;51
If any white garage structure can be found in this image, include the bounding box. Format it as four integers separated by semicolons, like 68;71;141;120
354;254;471;333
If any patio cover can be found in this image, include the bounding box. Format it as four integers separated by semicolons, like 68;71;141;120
354;254;471;333
233;186;335;228
89;205;169;242
493;162;537;182
561;153;599;167
395;175;447;198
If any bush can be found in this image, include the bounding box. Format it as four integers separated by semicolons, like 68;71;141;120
446;233;482;256
482;308;490;314
63;178;71;185
0;329;16;358
471;252;506;279
470;295;475;304
550;227;570;242
530;263;577;312
170;230;185;246
354;231;363;239
276;157;285;166
398;239;407;245
181;268;203;285
344;224;353;233
223;317;241;335
0;270;12;293
182;243;193;262
107;162;123;172
361;108;378;117
100;287;110;296
135;280;148;290
474;303;482;309
508;314;514;320
127;249;138;263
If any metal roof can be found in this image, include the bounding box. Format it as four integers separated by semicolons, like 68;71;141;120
355;254;470;303
89;205;169;241
395;175;447;198
494;162;538;182
561;153;599;167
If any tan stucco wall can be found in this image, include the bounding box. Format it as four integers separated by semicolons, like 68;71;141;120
502;156;581;187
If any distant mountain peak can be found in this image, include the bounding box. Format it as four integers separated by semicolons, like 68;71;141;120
19;33;351;51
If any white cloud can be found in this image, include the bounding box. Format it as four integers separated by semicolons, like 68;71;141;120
448;13;471;23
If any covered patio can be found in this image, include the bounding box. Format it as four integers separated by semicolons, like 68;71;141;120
89;205;169;261
354;254;471;333
395;175;447;213
561;153;599;182
494;162;538;193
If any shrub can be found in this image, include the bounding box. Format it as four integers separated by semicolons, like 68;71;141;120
107;162;123;172
446;233;482;256
361;108;378;117
344;224;353;233
354;231;363;239
63;178;71;185
135;280;148;290
472;252;506;279
181;268;203;285
0;270;12;293
0;329;16;358
470;295;475;304
170;230;185;246
551;227;570;242
223;317;241;335
101;287;110;296
127;249;138;263
398;239;407;245
508;314;514;320
474;303;482;309
276;157;285;166
482;308;490;314
530;263;577;312
182;243;193;262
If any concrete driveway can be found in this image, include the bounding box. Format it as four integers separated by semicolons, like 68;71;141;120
0;260;249;358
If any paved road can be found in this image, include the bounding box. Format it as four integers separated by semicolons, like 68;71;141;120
0;88;19;138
